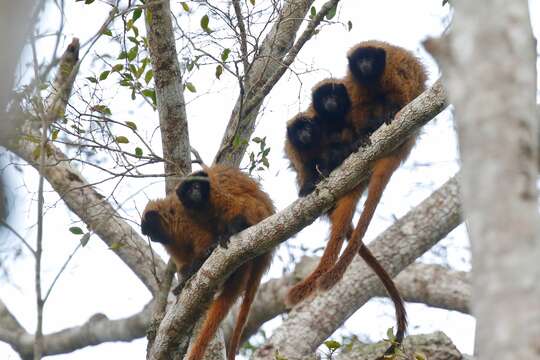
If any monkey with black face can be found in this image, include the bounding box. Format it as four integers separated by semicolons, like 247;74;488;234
285;79;367;196
141;165;274;360
285;41;427;356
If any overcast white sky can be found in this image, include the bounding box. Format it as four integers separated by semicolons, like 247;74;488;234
1;0;539;359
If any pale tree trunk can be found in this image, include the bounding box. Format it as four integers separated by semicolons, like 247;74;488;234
435;1;540;359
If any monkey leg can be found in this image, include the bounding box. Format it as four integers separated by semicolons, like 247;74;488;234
317;155;402;291
227;253;272;360
186;263;251;360
286;182;366;306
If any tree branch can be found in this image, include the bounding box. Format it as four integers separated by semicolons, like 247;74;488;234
252;173;462;360
213;0;318;166
145;0;191;192
147;80;449;359
223;259;470;346
0;300;152;358
336;331;463;360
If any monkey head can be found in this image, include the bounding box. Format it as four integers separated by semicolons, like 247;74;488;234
286;114;322;151
141;199;177;244
312;80;351;127
347;46;386;85
176;171;211;210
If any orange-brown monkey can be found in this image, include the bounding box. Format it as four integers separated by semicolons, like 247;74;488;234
285;41;427;356
141;165;274;360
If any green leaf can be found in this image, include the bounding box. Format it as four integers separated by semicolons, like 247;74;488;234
135;147;143;158
442;0;449;5
118;51;128;60
347;20;353;31
85;0;95;4
324;340;341;351
80;233;91;247
252;137;262;143
125;121;137;130
325;4;337;20
115;136;129;144
415;352;427;360
69;226;84;235
142;89;157;105
180;2;189;11
51;129;59;141
127;46;139;61
99;70;110;81
215;65;223;79
102;28;113;36
144;69;154;84
86;76;98;83
200;15;211;33
185;82;197;93
146;9;152;24
109;242;125;250
386;327;396;341
132;8;142;22
221;48;231;62
91;105;112;115
249;0;255;5
112;64;124;72
310;6;316;18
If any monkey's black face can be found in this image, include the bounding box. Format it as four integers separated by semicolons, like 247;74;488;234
176;172;210;210
348;46;386;85
141;210;171;244
312;82;351;126
287;116;322;150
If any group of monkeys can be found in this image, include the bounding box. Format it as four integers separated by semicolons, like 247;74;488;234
140;40;428;360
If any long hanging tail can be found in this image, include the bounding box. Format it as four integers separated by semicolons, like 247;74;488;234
186;265;250;360
227;254;272;360
316;155;406;354
358;243;407;356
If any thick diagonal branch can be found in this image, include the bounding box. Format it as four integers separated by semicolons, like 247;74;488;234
147;80;448;359
252;174;462;360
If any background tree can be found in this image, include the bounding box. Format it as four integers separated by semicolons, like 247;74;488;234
0;0;537;359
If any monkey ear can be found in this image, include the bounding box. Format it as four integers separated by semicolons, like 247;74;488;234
312;81;351;123
141;210;171;244
176;174;210;210
348;46;386;84
287;115;322;150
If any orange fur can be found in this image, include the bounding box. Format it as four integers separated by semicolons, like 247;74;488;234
284;41;427;356
141;165;274;360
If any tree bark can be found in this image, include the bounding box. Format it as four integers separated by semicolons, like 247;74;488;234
147;80;448;359
146;0;191;192
435;1;540;359
252;175;462;360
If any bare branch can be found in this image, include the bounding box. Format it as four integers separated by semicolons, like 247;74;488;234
213;0;317;166
252;174;462;360
223;261;470;344
147;80;449;359
336;331;463;360
1;301;153;358
6;133;166;294
146;0;191;192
